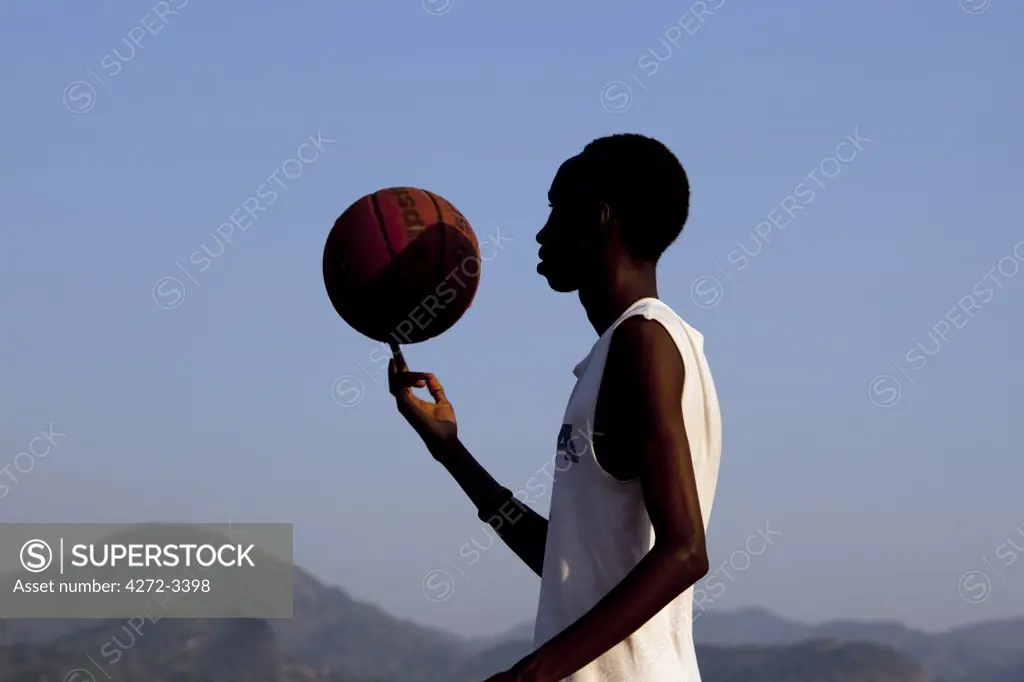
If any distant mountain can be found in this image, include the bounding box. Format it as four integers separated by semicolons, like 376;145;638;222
454;637;934;682
1;565;1020;682
266;567;468;682
0;618;351;682
689;607;1024;682
2;565;469;682
934;617;1024;655
487;607;1024;682
463;622;535;655
694;606;810;643
455;638;533;680
0;617;92;643
964;658;1024;682
1;628;934;682
698;639;932;682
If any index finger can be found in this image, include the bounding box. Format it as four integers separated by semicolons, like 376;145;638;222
389;342;408;372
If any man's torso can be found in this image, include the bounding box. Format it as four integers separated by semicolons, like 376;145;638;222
533;297;723;682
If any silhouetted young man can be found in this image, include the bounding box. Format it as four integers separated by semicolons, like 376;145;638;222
389;134;722;682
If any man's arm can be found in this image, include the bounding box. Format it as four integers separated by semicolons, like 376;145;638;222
505;316;709;682
389;345;548;577
427;436;548;577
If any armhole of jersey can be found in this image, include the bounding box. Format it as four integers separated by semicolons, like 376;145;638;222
590;302;686;485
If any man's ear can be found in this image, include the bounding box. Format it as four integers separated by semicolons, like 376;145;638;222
598;201;611;229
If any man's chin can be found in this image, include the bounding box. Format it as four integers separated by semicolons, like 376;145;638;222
537;262;578;292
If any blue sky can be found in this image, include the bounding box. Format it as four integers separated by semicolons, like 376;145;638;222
1;0;1022;637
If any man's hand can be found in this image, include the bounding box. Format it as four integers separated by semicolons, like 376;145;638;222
388;342;457;446
385;345;549;578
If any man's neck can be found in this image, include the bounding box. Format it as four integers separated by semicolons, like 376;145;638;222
579;265;659;336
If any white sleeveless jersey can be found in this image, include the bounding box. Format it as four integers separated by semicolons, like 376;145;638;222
533;298;722;682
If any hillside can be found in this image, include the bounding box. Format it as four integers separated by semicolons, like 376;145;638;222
0;569;1018;682
489;607;1024;681
0;619;351;682
0;628;933;682
689;607;1024;682
458;637;933;682
2;563;467;682
698;639;932;682
267;567;468;682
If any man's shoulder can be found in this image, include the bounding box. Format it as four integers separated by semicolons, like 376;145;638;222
606;315;685;385
610;303;685;351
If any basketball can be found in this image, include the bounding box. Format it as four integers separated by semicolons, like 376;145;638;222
323;187;481;344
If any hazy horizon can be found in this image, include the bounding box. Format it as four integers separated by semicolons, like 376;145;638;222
2;0;1021;640
290;561;1024;639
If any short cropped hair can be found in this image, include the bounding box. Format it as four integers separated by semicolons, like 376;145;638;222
579;134;690;262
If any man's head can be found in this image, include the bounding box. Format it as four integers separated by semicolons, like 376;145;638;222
535;133;690;292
